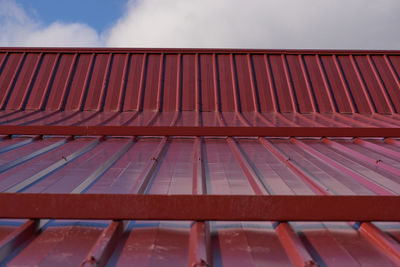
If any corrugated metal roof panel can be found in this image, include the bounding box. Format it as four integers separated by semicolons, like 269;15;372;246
0;137;400;265
0;48;400;114
0;47;400;266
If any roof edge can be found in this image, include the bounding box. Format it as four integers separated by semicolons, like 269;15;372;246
1;47;400;55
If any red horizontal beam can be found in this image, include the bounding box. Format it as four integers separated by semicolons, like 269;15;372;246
0;125;400;137
0;194;399;221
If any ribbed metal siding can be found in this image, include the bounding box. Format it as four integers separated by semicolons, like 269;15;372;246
0;49;399;113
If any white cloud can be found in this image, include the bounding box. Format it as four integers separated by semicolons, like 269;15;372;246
106;0;400;49
1;0;400;49
21;23;103;47
0;0;102;47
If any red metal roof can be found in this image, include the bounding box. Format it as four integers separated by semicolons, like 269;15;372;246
0;48;400;123
0;48;400;266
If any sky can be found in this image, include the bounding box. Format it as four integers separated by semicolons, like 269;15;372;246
0;0;400;49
